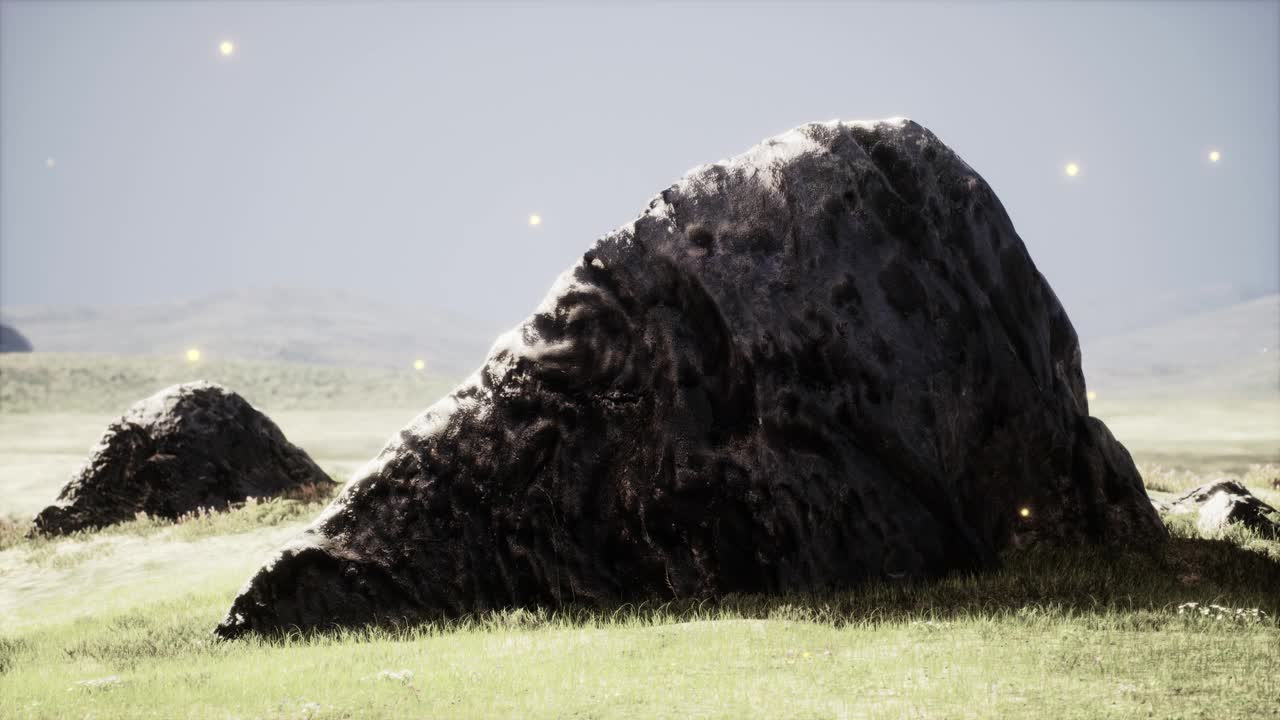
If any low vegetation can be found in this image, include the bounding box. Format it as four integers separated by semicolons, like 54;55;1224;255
1;519;1277;719
1;354;1277;718
0;352;457;414
0;482;341;554
1140;462;1280;511
1092;395;1280;475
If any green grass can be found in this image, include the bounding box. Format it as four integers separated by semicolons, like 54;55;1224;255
1091;395;1280;475
1141;462;1280;511
2;352;1279;718
1;482;340;554
0;352;458;414
1;529;1277;720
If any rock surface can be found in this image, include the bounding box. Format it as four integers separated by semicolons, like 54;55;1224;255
1158;480;1280;537
217;118;1166;638
31;382;333;536
0;323;33;352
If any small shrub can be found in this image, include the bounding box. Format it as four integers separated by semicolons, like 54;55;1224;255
279;481;340;505
0;636;31;675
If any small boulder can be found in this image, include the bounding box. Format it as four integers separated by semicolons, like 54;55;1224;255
0;323;33;352
30;382;333;536
1160;480;1280;537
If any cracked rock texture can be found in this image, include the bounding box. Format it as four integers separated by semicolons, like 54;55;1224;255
31;382;333;536
217;118;1166;638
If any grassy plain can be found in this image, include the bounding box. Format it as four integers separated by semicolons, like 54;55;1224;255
0;353;1277;719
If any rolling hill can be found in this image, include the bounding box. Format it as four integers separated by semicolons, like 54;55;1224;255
0;288;499;375
1081;293;1279;400
2;288;1276;401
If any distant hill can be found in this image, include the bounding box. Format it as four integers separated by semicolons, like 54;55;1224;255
1081;294;1279;399
0;324;33;353
4;287;1277;399
0;288;501;374
1069;282;1273;341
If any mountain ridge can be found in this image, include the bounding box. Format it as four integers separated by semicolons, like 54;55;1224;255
0;287;499;375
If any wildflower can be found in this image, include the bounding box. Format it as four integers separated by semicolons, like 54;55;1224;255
1174;602;1267;624
375;669;414;684
73;676;122;691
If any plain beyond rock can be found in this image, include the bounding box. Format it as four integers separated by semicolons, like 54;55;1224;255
217;118;1166;638
30;382;333;536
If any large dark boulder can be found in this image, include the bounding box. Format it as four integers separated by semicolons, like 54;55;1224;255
31;382;333;536
216;118;1166;638
0;323;33;352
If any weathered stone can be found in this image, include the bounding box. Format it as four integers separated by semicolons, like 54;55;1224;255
1159;480;1280;537
31;382;333;536
0;323;33;352
1149;494;1173;514
216;118;1166;638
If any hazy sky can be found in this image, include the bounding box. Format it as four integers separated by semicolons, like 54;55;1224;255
2;0;1277;338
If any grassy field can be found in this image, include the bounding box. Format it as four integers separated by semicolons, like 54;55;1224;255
1091;394;1280;476
0;351;459;414
1;353;1278;718
1;526;1276;719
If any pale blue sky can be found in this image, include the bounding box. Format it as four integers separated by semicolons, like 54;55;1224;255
2;1;1277;338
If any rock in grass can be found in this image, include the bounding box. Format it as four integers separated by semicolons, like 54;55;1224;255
216;118;1166;638
0;323;33;352
1160;480;1280;537
30;382;333;536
